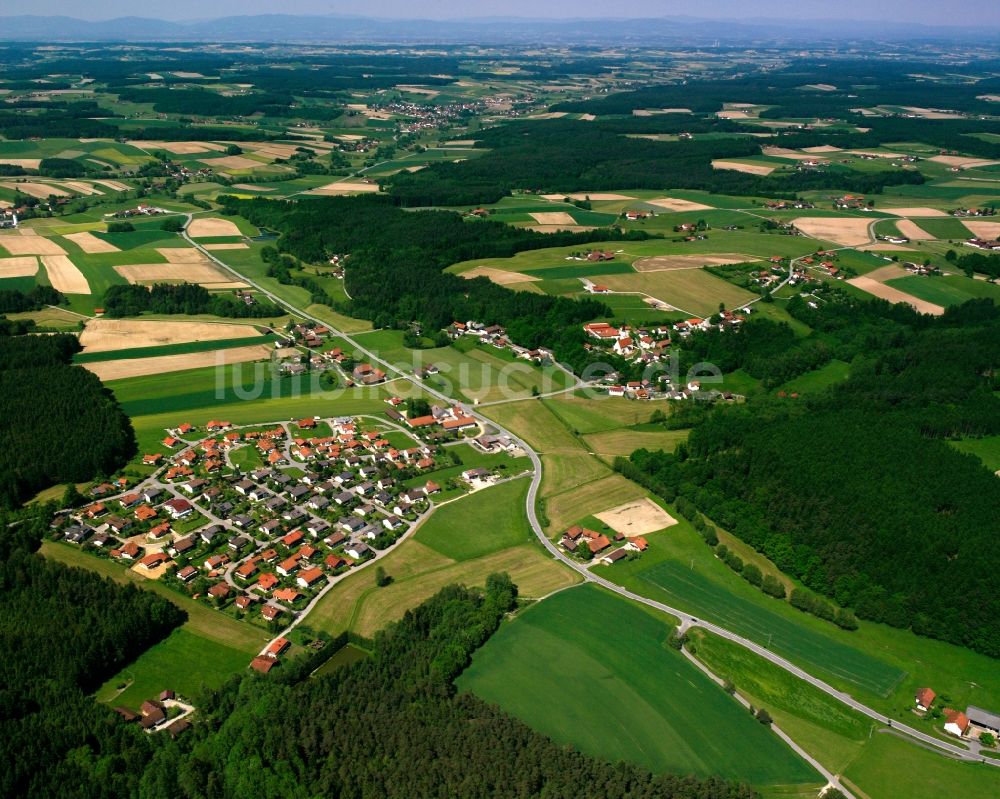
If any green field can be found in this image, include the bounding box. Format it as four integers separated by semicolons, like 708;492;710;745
908;217;975;239
885;274;1000;307
779;359;851;394
415;478;533;560
458;584;820;788
636;560;904;696
94;627;250;712
951;435;1000;471
75;333;271;363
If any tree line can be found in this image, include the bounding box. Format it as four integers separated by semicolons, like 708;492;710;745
103;283;282;319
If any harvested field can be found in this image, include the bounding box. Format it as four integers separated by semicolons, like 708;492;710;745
895;220;935;240
711;160;774;176
0;158;41;169
203;243;250;251
462;265;540;285
530;212;577;225
633;254;754;272
41;255;90;294
94;180;131;192
186;218;242;238
0;233;67;256
883;207;948;218
847;150;903;159
133;141;225;154
762;147;826;161
645;197;714;212
863;264;911;282
308;181;381;195
242;143;306;159
1;181;70;199
929;155;1000;169
541;193;635;201
0;256;38;277
64;231;120;253
80;319;264;352
595;497;677;536
858;243;913;252
801;145;843;153
232;184;273;191
62;181;102;196
200;155;263;171
83;344;271;381
157;248;208;263
114;261;235;286
847;276;945;315
964;221;1000;239
793;217;873;246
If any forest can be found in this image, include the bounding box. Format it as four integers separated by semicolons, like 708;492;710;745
383;121;924;207
137;577;757;799
0;334;136;508
627;298;1000;657
224;195;642;372
102;283;282;319
0;505;185;799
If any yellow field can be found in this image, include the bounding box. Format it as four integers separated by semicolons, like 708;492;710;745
64;231;119;253
41;255;90;294
582;428;689;460
79;318;266;351
82;344;272;381
186;218;242;238
0;256;38;277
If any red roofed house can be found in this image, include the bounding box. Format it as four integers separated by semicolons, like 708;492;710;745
588;534;612;553
139;552;169;571
262;605;283;622
257;573;279;592
163;498;193;519
250;655;276;673
915;687;936;712
273;587;303;603
266;637;291;657
296;567;325;589
943;709;970;737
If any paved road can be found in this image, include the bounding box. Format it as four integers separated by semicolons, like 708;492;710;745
181;213;997;771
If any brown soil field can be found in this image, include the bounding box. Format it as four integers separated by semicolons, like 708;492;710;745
711;160;775;176
847;276;945;315
240;143;302;159
595;498;677;536
114;261;233;286
200;155;264;171
863;264;911;282
308;181;381;195
895;220;935;240
133;140;225;154
41;255;90;294
633;254;754;271
80;319;265;352
0;234;67;256
931;156;1000;168
186;218;242;238
858;243;913;252
0;158;41;169
883;207;949;218
93;180;131;192
762;147;827;161
801;145;843;153
793;217;873;246
461;266;540;285
964;221;1000;239
63;231;119;254
541;192;635;201
203;243;250;251
645;197;714;212
232;184;273;191
847;150;903;159
1;181;70;199
84;344;272;381
530;212;577;225
157;248;208;263
0;256;38;277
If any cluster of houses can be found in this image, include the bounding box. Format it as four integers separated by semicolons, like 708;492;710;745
834;195;872;211
583;321;673;366
559;524;649;565
914;687;1000;744
114;690;191;736
966;237;1000;252
951;207;995;217
0;208;18;229
765;200;815;210
901;261;940;276
108;203;168;219
386;397;480;437
446;320;554;365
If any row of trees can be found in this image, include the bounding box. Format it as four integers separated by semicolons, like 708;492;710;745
102;283;282;319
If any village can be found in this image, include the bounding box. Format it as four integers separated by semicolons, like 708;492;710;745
913;687;1000;754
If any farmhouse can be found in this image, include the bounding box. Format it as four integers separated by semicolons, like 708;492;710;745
967;706;1000;736
943;709;970;737
914;687;936;712
162;498;193;519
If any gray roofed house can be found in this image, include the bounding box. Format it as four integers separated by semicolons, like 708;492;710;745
308;495;330;511
63;525;91;544
289;484;310;500
200;524;224;544
967;706;1000;734
305;518;330;536
339;516;365;534
333;491;355;506
283;507;307;523
264;496;287;512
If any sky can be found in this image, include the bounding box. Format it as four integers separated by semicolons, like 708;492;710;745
4;0;1000;26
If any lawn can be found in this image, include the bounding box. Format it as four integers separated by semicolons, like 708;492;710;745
311;643;369;677
778;359;851;394
457;584;820;788
634;559;905;697
950;434;1000;472
415;478;533;561
94;627;250;712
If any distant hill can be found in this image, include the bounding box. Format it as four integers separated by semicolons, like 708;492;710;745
0;13;995;44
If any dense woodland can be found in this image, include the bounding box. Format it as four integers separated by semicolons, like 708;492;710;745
628;298;1000;656
224;195;640;372
0;335;136;507
384;121;924;206
103;283;283;319
0;507;185;799
139;577;757;799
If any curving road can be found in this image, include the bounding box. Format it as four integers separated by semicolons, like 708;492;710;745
180;213;997;772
